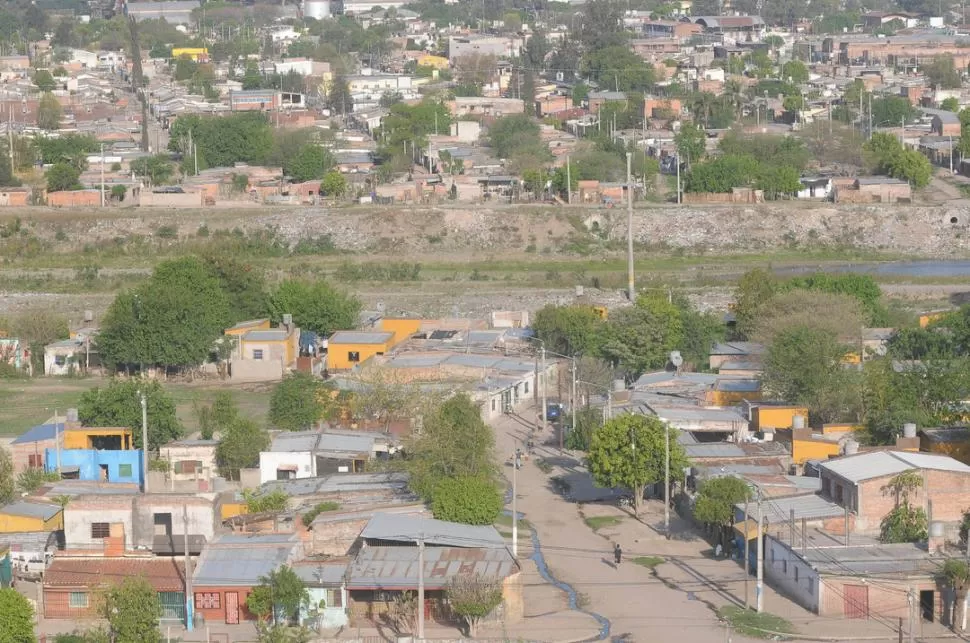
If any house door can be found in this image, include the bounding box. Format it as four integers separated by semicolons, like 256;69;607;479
226;591;239;624
843;584;869;619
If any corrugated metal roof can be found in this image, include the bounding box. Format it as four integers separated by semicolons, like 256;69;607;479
243;329;290;341
270;430;320;452
361;513;506;548
263;472;410;497
329;331;393;345
684;443;746;458
651;406;748;423
385;355;446;368
714;379;761;392
820;450;970;482
0;531;58;553
12;423;64;445
801;542;942;576
710;342;766;356
292;561;349;586
735;493;843;525
318;432;375;454
347;546;516;590
0;501;61;521
193;533;301;586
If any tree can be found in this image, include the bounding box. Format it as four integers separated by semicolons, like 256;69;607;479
751;291;865;346
675;123;705;165
244;488;290;513
532;304;604;357
942;97;961;112
216;417;270;479
0;447;12;508
684;154;760;194
33;69;56;92
103;577;162;643
246;566;309;625
924;55;962;90
887;148;932;188
598;295;685;379
96;257;231;371
565;406;604;451
733;269;776;340
430;476;503;525
38;92;62;131
267;279;360;336
242;60;263;89
782;273;888;326
269;372;323;431
0;141;19;188
446;575;504;638
870;96;920;128
762;326;861;423
572;82;589;107
168;112;273;169
129;155;174;184
587;414;688;518
320;170;346;198
487;114;543;160
200;254;268;324
941;559;970;630
879;471;928;543
17;468;59;494
0;588;36;643
693;476;751;549
46;163;81;192
781;60;809;84
755;164;803;200
78;379;183;452
406;394;496;500
675;298;726;370
284;144;334;183
326;73;352;114
196;391;239;439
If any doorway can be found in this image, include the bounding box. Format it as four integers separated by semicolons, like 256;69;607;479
99;464;109;481
921;590;935;622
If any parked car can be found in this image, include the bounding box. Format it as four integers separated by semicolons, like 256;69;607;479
546;402;563;421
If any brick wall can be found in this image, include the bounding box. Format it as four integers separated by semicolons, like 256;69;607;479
820;576;939;619
311;517;370;556
852;470;970;533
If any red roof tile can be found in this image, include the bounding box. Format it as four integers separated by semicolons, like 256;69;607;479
45;557;185;591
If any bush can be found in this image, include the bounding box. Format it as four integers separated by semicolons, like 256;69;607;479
431;476;503;525
301;501;340;526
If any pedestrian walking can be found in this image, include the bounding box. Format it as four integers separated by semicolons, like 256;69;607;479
614;543;622;565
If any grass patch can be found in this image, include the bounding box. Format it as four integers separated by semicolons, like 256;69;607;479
631;556;664;569
494;514;532;531
717;605;795;640
534;458;552;473
584;516;623;531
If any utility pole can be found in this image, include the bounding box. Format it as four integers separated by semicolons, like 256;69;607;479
743;499;750;610
663;422;670;538
950;136;954;173
626;152;635;301
183;505;194;631
418;535;425;641
676;154;681;204
908;588;915;643
140;391;149;493
194;143;198;176
566;155;571;205
99;143;105;207
512;449;521;557
540;344;547;434
756;490;764;613
568;357;576;453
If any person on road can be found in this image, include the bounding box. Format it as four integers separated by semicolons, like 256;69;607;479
614;543;622;565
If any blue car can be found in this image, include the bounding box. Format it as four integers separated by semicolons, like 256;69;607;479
546;403;563;421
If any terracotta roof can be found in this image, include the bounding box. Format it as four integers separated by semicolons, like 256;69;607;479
45;557;185;591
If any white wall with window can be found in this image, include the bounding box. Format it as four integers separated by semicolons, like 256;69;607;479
258;450;315;484
764;534;820;612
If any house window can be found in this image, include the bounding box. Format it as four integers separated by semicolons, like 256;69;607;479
195;592;220;609
782;560;787;574
253;349;264;360
794;566;799;583
491;399;496;412
27;454;42;468
69;592;88;608
326;588;343;608
119;464;132;477
91;523;110;539
348;351;360;363
524;382;529;394
55;355;66;366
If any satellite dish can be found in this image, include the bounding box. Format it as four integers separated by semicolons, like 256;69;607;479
669;351;683;368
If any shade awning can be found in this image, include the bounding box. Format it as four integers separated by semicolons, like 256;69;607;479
733;519;761;540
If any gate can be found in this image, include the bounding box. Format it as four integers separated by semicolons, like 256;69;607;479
226;591;240;624
159;591;185;622
843;584;869;619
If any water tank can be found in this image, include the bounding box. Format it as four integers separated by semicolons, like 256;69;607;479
930;521;945;538
303;0;332;19
844;439;859;455
903;423;917;438
792;415;806;429
612;379;625;392
66;408;79;422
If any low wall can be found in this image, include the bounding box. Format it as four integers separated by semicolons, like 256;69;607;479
138;192;204;207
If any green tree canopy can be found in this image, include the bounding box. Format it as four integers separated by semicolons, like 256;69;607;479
587;414;688;517
216;416;270;480
674;122;706;165
103;577;162;642
284;144;334;183
598;295;685;378
0;448;14;506
46;163;81;192
581;45;655;92
430;476;503;525
129;154;174;184
78;379;183;452
487;114;544;160
34;69;56;91
684;154;760;194
246;565;309;624
320;170;347;197
447;575;504;638
168;112;274;169
96;257;231;370
38;92;63;131
269;372;324;431
694;476;751;547
532;304;605;357
268;279;360;336
200;254;269;324
406;394;496;500
0;588;36;643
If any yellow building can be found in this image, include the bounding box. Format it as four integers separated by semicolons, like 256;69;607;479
62;427;133;450
707;379;761;406
417;54;449;70
238;327;299;365
379;318;422;346
327;331;394;370
172;47;209;62
751;405;809;432
0;501;63;532
921;427;970;464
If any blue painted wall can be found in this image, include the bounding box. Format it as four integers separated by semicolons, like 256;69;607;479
45;448;143;485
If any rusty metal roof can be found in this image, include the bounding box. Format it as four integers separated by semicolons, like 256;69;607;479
45;556;185;591
347;546;517;590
